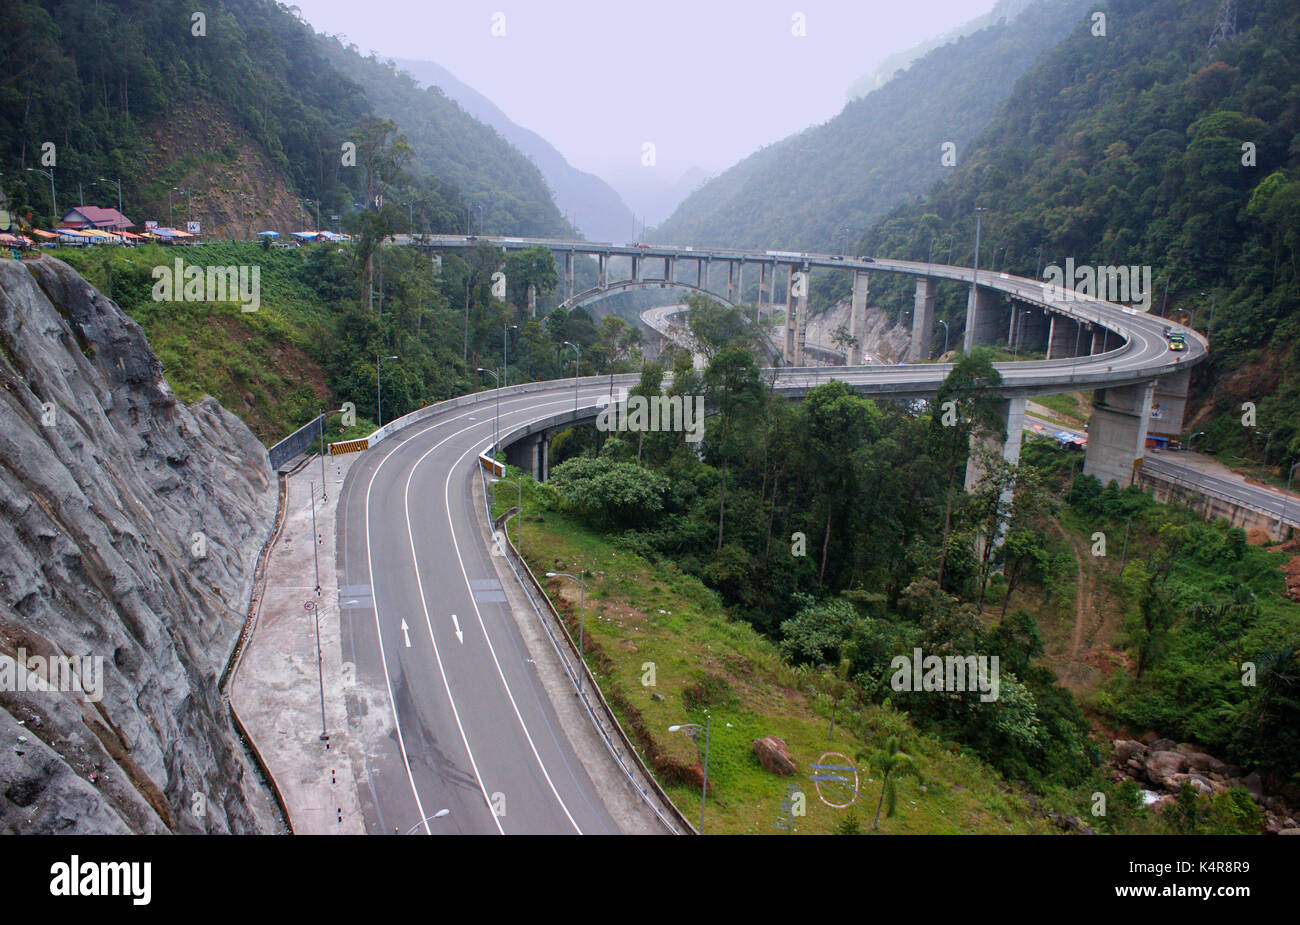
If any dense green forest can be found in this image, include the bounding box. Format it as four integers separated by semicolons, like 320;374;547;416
55;239;642;443
649;0;1092;251
540;303;1300;821
858;0;1300;473
0;0;569;237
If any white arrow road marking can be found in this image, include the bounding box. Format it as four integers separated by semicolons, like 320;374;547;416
452;614;464;644
400;620;411;647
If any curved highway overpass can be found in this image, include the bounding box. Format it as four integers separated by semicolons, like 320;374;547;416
337;239;1211;834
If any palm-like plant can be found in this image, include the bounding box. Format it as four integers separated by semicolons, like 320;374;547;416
858;735;923;831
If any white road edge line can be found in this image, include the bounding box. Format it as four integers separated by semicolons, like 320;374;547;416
404;395;607;835
360;395;562;834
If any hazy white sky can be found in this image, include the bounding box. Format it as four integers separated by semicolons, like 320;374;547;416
289;0;998;183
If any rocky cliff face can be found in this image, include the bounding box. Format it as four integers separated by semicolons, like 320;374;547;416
0;256;280;833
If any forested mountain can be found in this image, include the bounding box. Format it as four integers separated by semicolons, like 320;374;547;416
844;0;1040;101
392;57;635;242
648;0;1092;251
861;0;1300;468
0;0;567;236
315;43;571;237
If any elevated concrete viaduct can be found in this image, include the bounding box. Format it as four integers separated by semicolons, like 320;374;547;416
398;235;1207;490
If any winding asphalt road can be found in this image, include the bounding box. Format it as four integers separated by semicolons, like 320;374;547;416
336;385;637;835
333;255;1215;835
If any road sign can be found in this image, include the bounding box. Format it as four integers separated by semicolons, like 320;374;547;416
186;221;201;234
145;221;158;230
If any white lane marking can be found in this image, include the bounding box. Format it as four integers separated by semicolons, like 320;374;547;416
452;614;463;645
433;434;588;834
400;620;411;647
397;392;600;834
359;392;569;834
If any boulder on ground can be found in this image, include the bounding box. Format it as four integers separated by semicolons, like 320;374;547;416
753;736;798;776
1114;740;1146;763
1145;750;1187;788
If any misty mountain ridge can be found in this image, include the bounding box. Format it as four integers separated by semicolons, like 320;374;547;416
650;0;1093;251
392;57;636;242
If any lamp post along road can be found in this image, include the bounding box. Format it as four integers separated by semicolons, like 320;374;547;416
477;368;500;450
969;207;985;345
504;323;518;388
669;716;712;833
377;355;399;426
96;178;122;214
563;341;581;412
26;167;56;224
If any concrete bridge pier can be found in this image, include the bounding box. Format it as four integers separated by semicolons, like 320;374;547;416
1090;327;1110;354
784;265;808;364
598;253;607;289
1083;381;1154;487
849;270;870;365
506;432;550;482
965;286;1003;350
964;395;1027;553
664;255;676;283
631;254;642;282
1149;369;1190;441
728;261;740;303
1046;313;1081;359
1013;307;1050;354
910;277;936;361
759;263;769;322
564;252;575;300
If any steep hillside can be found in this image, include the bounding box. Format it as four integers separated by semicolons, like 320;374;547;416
1;0;567;237
318;42;571;238
844;0;1041;101
393;57;635;243
861;0;1300;470
649;0;1092;251
0;256;280;833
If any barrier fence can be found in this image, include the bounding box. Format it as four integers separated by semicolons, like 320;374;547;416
267;413;326;470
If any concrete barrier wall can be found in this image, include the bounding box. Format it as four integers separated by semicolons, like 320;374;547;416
366;373;646;452
1138;468;1292;537
268;413;326;470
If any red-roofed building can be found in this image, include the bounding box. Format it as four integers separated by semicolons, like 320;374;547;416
59;206;134;230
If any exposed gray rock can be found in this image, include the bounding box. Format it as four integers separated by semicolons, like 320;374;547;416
0;256;278;833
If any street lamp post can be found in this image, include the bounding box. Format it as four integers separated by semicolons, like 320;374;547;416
970;207;985;302
504;323;518;388
377;355;399;426
669;716;712;833
562;340;581;412
304;599;328;742
96;178;122;214
938;319;949;358
1187;430;1206;453
402;808;450;835
1200;290;1217;339
476;367;500;450
545;571;586;694
1013;310;1031;360
25;167;56;224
